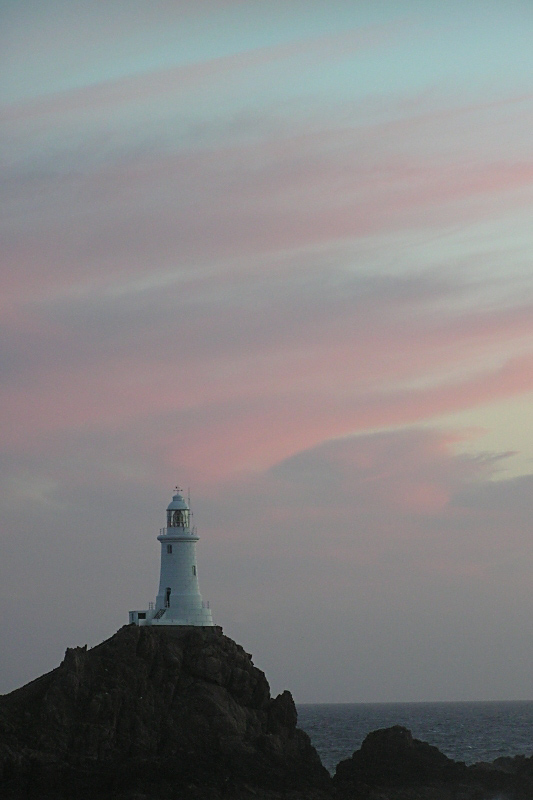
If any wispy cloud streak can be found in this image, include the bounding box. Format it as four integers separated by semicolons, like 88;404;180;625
1;0;533;701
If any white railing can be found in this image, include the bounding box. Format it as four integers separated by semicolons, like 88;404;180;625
159;527;197;536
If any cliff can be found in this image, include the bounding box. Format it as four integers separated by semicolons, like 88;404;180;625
0;625;329;799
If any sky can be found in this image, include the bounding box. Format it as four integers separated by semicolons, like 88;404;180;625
1;0;533;703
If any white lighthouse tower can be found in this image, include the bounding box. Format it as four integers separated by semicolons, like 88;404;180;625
129;488;214;626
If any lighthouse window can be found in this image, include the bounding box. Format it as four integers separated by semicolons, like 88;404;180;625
192;565;196;576
167;545;173;554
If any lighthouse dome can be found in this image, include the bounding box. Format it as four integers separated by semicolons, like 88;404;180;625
167;491;189;511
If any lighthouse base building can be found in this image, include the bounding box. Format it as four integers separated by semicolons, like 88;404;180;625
129;488;214;627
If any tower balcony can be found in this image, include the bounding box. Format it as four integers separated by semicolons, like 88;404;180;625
158;526;198;538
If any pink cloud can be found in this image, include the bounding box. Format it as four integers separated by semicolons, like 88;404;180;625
198;425;525;561
2;85;532;314
0;21;398;123
1;256;532;489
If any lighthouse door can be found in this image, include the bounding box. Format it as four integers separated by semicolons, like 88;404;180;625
165;587;171;607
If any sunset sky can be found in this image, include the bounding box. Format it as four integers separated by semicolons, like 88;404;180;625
1;0;533;702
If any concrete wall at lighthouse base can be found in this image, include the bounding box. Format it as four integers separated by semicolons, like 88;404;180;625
129;603;214;626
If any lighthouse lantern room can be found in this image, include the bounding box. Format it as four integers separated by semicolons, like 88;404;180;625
129;488;214;626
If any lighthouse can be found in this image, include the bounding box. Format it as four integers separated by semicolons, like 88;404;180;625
129;488;214;626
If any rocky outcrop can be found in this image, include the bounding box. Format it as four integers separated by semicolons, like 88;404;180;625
333;724;533;800
335;725;466;786
3;629;533;800
0;625;329;799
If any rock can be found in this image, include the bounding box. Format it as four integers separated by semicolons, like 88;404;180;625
333;725;533;800
3;631;533;800
335;725;465;787
0;625;330;799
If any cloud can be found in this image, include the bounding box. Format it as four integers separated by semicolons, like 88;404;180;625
1;261;532;485
2;87;532;316
2;1;533;702
0;19;397;121
3;421;532;699
189;426;533;700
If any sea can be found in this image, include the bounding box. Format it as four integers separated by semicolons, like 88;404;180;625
296;702;533;776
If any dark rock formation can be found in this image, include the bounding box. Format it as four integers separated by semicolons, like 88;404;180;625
335;725;466;786
333;724;533;800
3;628;533;800
0;625;329;799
